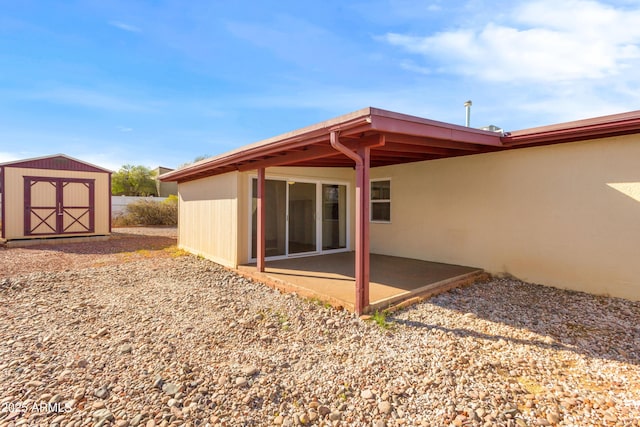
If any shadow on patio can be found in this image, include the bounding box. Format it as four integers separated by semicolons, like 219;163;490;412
238;252;486;313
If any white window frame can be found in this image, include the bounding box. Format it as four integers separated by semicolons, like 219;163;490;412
247;174;351;262
370;178;391;223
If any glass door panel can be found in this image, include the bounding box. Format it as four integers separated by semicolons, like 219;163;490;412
288;182;317;254
322;184;347;250
251;179;287;258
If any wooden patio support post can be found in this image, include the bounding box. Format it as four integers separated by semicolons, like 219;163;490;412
355;146;371;313
256;167;266;272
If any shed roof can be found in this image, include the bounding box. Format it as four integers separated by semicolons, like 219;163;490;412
161;107;640;183
0;154;112;174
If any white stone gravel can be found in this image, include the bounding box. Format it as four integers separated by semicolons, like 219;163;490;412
0;230;639;427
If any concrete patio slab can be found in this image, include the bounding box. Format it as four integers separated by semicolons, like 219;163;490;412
238;252;485;312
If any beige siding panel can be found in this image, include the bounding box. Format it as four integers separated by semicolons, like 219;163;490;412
2;167;110;239
370;134;640;301
236;167;355;264
32;180;57;205
178;172;239;267
236;173;249;265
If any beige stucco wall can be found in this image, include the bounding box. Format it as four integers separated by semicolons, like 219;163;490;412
236;166;355;265
157;180;178;198
178;172;239;267
2;167;110;240
369;134;640;301
155;167;178;197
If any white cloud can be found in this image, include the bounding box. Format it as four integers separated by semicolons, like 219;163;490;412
382;0;640;83
108;21;141;33
117;126;133;132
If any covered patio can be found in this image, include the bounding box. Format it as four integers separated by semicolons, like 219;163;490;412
163;108;504;314
238;252;485;313
161;108;640;307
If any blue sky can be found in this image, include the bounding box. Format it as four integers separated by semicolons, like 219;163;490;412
1;0;639;171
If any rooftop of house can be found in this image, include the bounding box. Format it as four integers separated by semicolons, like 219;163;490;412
160;107;640;183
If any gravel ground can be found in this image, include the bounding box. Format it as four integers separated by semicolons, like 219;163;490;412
0;227;177;278
1;228;639;427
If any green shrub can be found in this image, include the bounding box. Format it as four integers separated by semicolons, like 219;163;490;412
113;197;177;226
369;310;392;329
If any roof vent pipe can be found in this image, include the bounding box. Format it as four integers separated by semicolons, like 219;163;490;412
464;100;472;127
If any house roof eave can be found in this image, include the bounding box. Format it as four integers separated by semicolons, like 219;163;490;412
160;107;504;183
160;108;376;182
502;110;640;146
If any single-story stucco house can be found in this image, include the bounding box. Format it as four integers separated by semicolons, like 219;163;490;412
160;107;640;313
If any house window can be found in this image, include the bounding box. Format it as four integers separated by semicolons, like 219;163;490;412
370;179;390;222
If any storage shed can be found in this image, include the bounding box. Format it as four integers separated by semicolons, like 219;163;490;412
0;154;112;242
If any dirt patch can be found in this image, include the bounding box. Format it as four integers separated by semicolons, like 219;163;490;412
0;227;178;278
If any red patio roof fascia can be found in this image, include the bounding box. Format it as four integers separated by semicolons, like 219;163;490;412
367;108;503;147
160;108;375;182
160;107;503;183
501;110;640;146
160;108;640;184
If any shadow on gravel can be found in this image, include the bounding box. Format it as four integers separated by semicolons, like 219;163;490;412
390;280;640;366
392;317;575;353
17;233;177;255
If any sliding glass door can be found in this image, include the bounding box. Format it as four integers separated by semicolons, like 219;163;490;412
251;178;347;259
322;184;346;250
288;182;317;254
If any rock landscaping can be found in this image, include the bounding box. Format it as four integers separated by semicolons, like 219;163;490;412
0;228;639;426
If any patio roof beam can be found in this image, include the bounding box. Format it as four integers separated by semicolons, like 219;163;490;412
165;134;335;182
377;141;457;156
371;152;442;164
384;133;488;152
236;145;341;171
290;159;355;167
338;134;406;150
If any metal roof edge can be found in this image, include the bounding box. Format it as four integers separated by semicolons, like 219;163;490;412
160;107;508;182
0;153;113;173
160;107;375;182
368;108;503;146
368;107;502;136
160;107;640;183
503;110;640;146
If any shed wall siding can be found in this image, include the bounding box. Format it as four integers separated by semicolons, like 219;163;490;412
178;172;239;267
369;134;640;300
3;167;110;239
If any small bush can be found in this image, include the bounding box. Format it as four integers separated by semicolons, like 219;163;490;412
113;196;177;226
